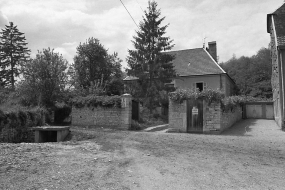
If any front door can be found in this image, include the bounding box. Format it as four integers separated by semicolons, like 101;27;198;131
187;99;203;133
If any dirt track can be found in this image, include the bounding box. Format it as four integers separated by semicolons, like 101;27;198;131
1;119;285;190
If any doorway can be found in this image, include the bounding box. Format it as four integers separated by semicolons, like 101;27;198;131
187;99;203;133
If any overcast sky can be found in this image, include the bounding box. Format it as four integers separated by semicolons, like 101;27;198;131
0;0;283;68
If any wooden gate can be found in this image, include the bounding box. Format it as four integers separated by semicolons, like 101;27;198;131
132;100;139;121
187;99;203;133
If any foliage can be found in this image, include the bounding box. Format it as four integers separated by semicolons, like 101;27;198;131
129;120;143;131
20;48;69;107
170;88;272;113
126;0;176;113
169;88;225;104
221;95;272;112
0;107;48;143
0;22;30;88
72;38;123;95
54;102;72;125
72;95;122;108
220;47;272;98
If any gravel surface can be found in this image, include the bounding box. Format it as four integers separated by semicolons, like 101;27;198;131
0;119;285;190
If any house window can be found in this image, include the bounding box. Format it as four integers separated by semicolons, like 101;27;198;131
196;82;203;91
193;82;207;92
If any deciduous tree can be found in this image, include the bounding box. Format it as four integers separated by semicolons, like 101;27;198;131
220;47;272;98
20;48;68;107
73;38;123;95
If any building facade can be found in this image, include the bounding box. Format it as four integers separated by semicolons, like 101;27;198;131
267;3;285;129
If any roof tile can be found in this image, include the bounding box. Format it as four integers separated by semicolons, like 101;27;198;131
165;48;225;76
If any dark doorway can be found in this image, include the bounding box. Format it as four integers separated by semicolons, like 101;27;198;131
41;131;57;142
187;99;203;133
132;100;139;121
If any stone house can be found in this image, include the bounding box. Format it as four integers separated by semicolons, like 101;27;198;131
267;2;285;129
163;41;235;96
124;41;235;96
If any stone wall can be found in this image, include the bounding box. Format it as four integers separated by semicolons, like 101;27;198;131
203;102;221;133
71;94;132;129
169;100;187;132
270;21;283;127
169;99;242;134
220;106;242;132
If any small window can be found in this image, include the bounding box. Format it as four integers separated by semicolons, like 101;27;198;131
193;82;207;92
196;82;203;91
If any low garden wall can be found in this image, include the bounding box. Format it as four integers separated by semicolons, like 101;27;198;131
169;100;242;134
168;89;244;134
169;100;187;132
71;94;132;129
203;102;242;134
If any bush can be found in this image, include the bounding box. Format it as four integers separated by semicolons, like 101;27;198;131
72;95;121;108
54;102;72;125
0;107;48;143
129;120;143;131
221;95;272;112
169;88;224;103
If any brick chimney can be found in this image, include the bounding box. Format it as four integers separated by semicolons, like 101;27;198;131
208;41;217;62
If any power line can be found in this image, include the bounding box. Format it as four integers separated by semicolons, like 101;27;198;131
119;0;139;29
135;0;144;12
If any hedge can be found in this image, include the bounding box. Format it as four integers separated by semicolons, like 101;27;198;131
72;95;121;108
0;107;48;143
169;88;272;112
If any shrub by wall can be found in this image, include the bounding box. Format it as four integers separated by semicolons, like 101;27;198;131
54;102;72;125
0;107;47;143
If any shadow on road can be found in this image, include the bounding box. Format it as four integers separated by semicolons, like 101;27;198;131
220;119;259;137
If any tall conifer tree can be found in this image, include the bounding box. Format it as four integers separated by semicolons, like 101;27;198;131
126;0;175;113
0;22;30;88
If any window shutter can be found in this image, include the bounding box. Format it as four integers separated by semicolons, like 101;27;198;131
203;82;207;90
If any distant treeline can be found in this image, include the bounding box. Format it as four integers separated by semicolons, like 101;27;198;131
220;47;272;99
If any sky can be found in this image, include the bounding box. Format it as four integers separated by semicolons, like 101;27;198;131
0;0;284;69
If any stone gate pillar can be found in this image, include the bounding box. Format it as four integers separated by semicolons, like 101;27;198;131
121;94;132;129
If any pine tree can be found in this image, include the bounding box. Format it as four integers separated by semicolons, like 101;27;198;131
0;22;30;89
126;0;175;113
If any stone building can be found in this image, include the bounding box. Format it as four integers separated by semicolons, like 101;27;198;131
267;2;285;129
163;41;235;96
124;41;235;96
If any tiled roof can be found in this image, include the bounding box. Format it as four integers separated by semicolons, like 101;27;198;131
123;48;225;81
165;48;225;76
271;3;285;46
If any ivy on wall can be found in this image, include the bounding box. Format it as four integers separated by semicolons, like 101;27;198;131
72;95;122;108
169;89;224;104
169;89;272;112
